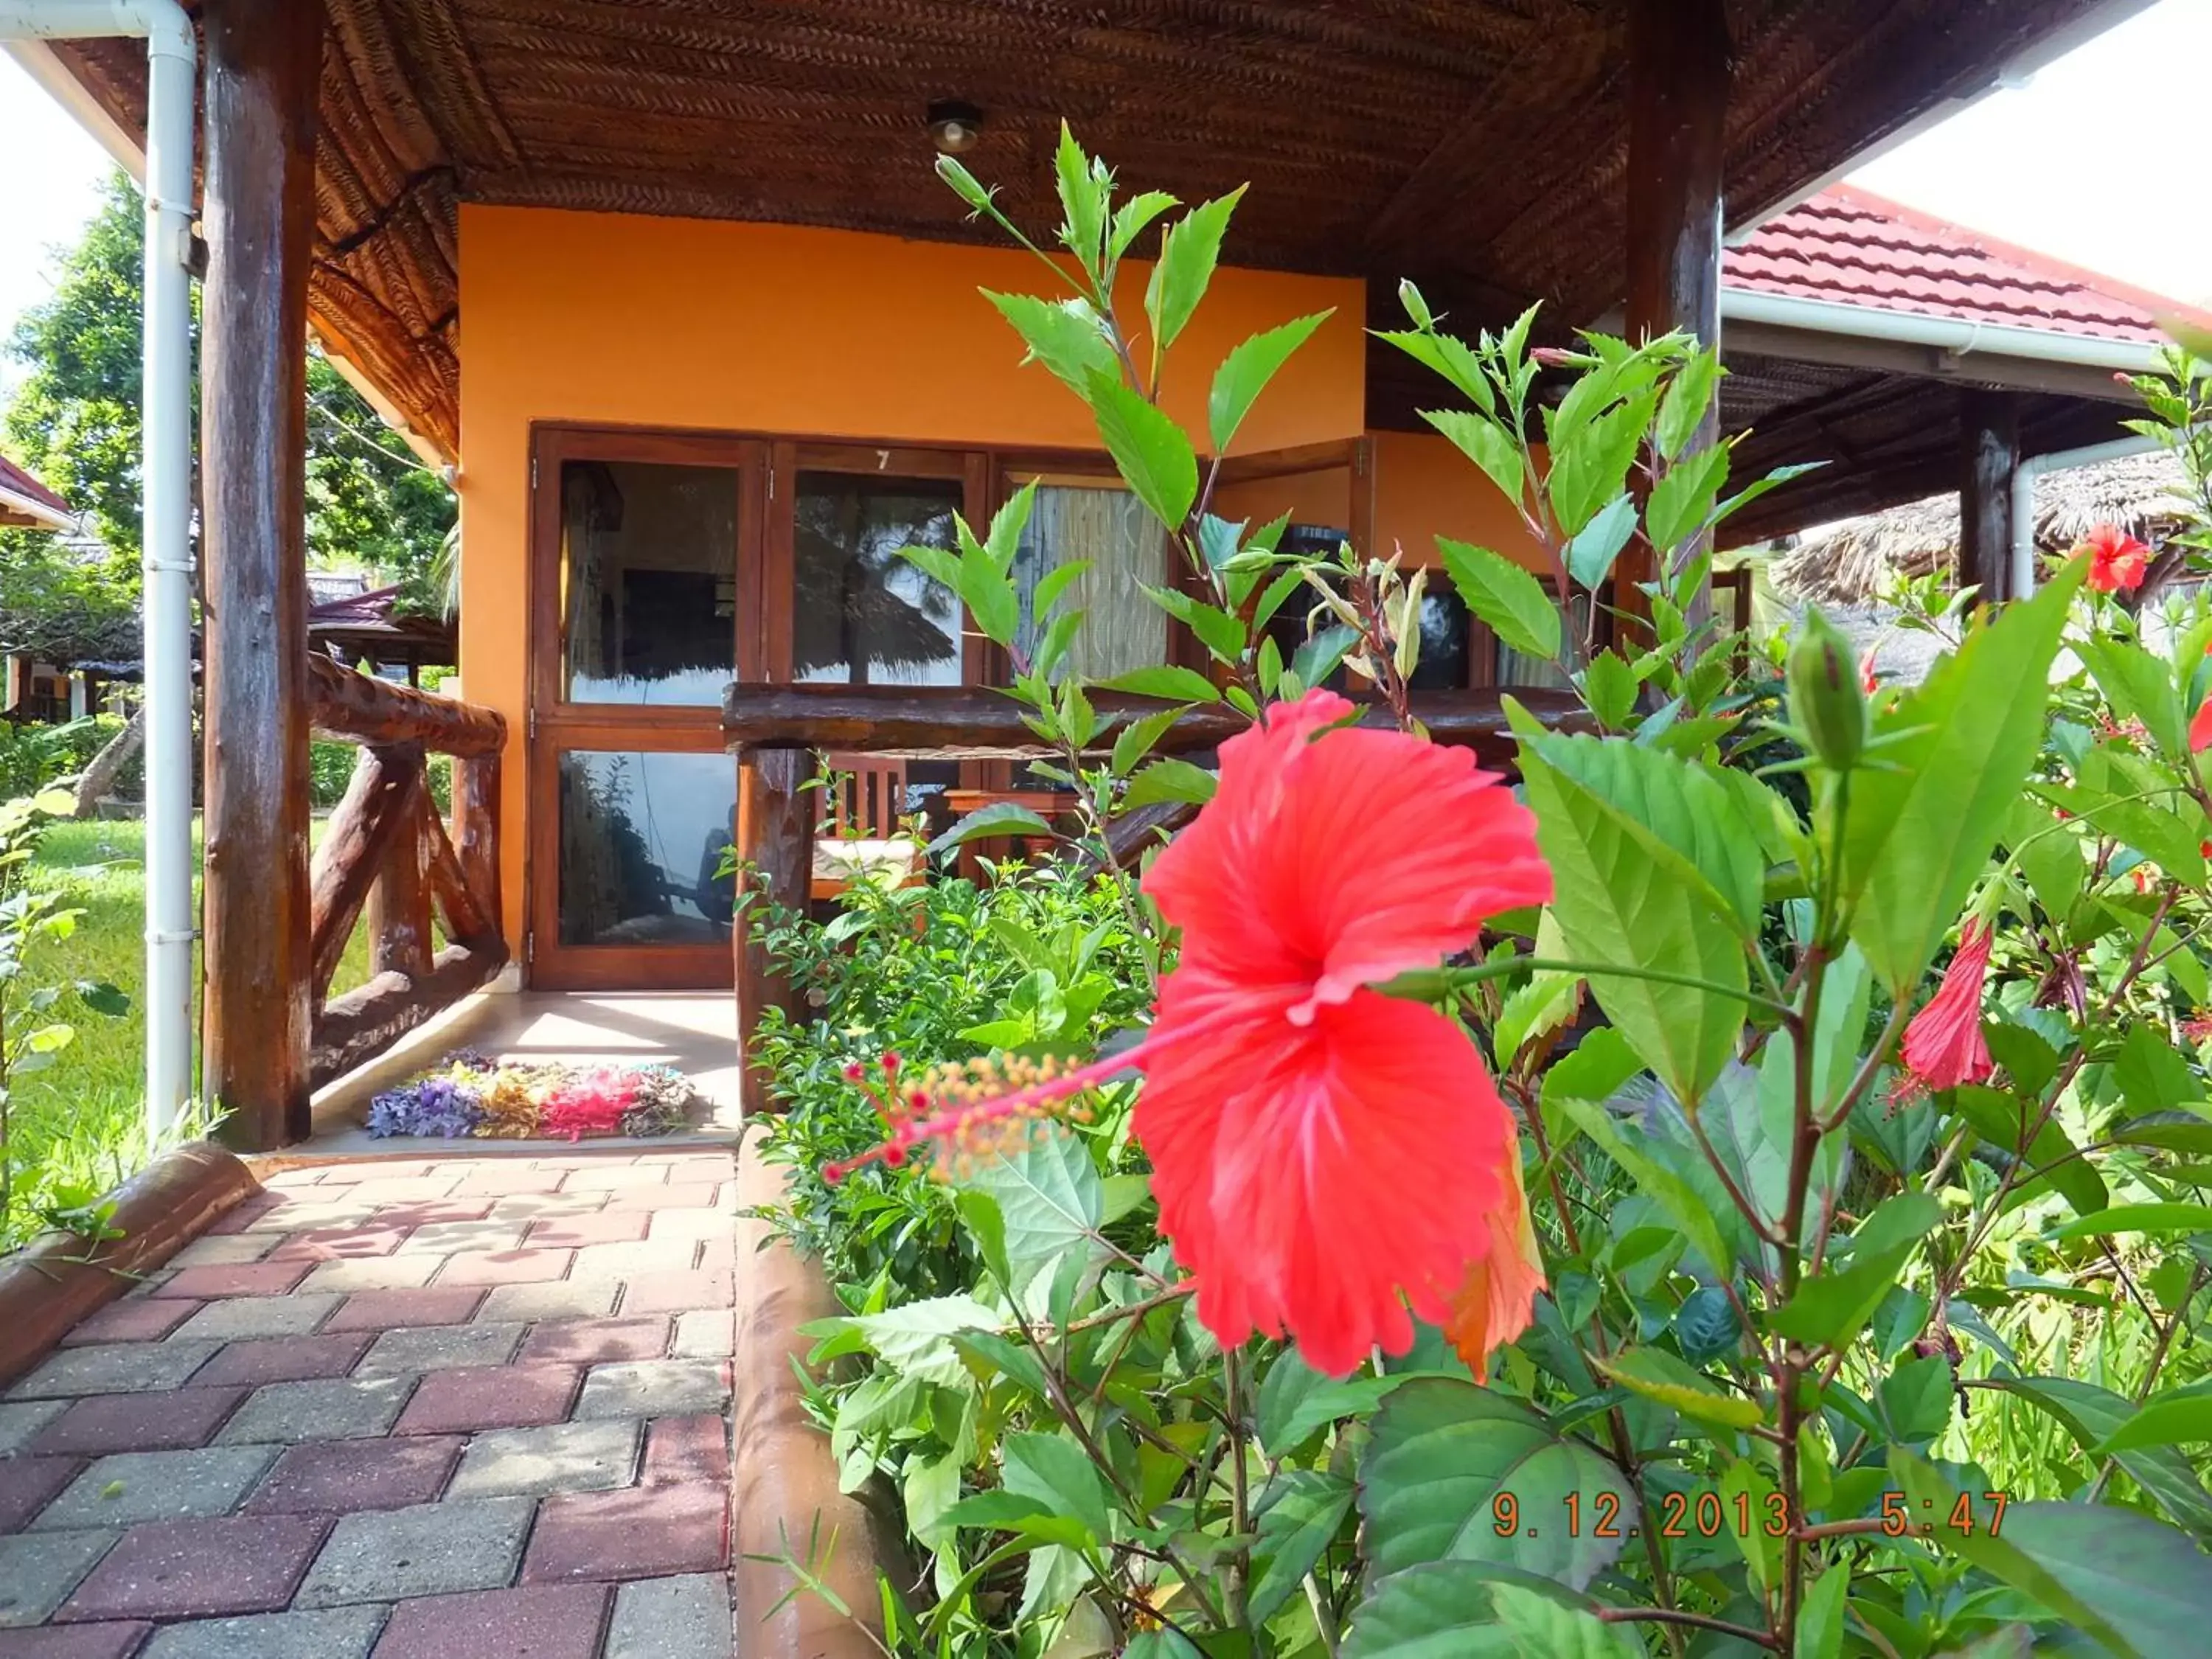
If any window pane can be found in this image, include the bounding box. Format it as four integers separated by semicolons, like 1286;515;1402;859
1264;535;1352;692
1012;482;1166;679
793;473;964;686
1408;588;1470;691
557;750;737;947
1496;591;1584;688
560;460;737;706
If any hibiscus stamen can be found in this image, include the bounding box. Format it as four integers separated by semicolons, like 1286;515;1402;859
825;1048;1110;1183
824;1004;1254;1183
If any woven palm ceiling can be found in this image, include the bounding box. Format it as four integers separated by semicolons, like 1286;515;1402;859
54;0;2110;470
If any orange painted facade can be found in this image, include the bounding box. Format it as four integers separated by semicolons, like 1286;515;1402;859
455;204;1535;954
1370;430;1548;573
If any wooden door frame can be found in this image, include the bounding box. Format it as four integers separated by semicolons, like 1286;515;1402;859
524;423;1004;987
765;440;993;689
524;424;762;990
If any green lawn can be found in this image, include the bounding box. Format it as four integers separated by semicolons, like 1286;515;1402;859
2;816;374;1250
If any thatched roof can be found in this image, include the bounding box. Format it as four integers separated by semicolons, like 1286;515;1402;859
1773;452;2194;605
46;0;2112;465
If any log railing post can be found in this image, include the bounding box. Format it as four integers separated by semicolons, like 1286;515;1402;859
200;0;325;1150
734;750;813;1117
369;771;435;981
299;667;512;1091
308;744;423;998
454;752;504;944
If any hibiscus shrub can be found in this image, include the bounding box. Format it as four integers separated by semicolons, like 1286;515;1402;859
749;133;2212;1658
747;860;1150;1301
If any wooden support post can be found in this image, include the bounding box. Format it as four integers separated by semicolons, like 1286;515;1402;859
200;0;324;1150
1958;388;2022;604
734;750;812;1116
420;803;495;948
1618;0;1731;641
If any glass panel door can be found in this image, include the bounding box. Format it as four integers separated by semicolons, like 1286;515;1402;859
529;429;760;990
555;750;740;947
789;470;965;686
559;458;740;706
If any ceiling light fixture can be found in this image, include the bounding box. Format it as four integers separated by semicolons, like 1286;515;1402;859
927;100;984;155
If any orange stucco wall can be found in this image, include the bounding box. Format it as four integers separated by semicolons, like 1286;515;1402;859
1207;436;1549;573
455;204;1367;949
1370;429;1548;571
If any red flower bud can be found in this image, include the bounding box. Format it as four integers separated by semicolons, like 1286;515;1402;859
1901;922;1995;1093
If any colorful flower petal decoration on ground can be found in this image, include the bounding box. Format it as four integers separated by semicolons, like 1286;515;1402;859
2076;521;2152;592
367;1057;704;1142
828;687;1555;1377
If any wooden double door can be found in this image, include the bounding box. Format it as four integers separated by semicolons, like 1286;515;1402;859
524;424;1373;990
525;428;998;989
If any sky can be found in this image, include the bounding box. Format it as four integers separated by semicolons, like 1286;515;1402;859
0;1;2206;413
0;53;114;401
1849;0;2209;305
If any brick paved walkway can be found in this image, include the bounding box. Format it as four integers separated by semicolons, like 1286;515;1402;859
0;1150;740;1658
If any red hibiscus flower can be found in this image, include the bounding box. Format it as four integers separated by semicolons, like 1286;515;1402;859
1442;1148;1546;1382
1859;650;1879;696
2191;694;2212;754
2076;524;2152;593
1138;691;1553;1374
1900;921;1995;1092
832;689;1554;1377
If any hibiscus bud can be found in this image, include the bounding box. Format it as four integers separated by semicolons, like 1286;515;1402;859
1392;568;1427;684
1786;611;1868;773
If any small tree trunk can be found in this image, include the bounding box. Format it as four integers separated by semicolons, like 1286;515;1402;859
72;703;147;818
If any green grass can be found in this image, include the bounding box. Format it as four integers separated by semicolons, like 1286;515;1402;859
2;816;374;1251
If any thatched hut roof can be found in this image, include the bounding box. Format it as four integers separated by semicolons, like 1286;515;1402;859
1773;452;2194;605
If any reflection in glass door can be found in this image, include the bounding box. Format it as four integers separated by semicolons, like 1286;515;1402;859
788;470;966;686
556;751;740;948
560;459;738;705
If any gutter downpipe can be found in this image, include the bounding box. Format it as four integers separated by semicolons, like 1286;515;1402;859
2011;433;2165;597
0;1;197;1137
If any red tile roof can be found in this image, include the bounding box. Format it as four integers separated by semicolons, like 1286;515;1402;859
1725;184;2207;345
0;453;72;519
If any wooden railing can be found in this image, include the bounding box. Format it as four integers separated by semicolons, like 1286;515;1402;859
720;683;1591;1111
720;684;1588;764
305;657;508;1088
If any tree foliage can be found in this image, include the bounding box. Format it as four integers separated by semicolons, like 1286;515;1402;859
0;170;455;664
